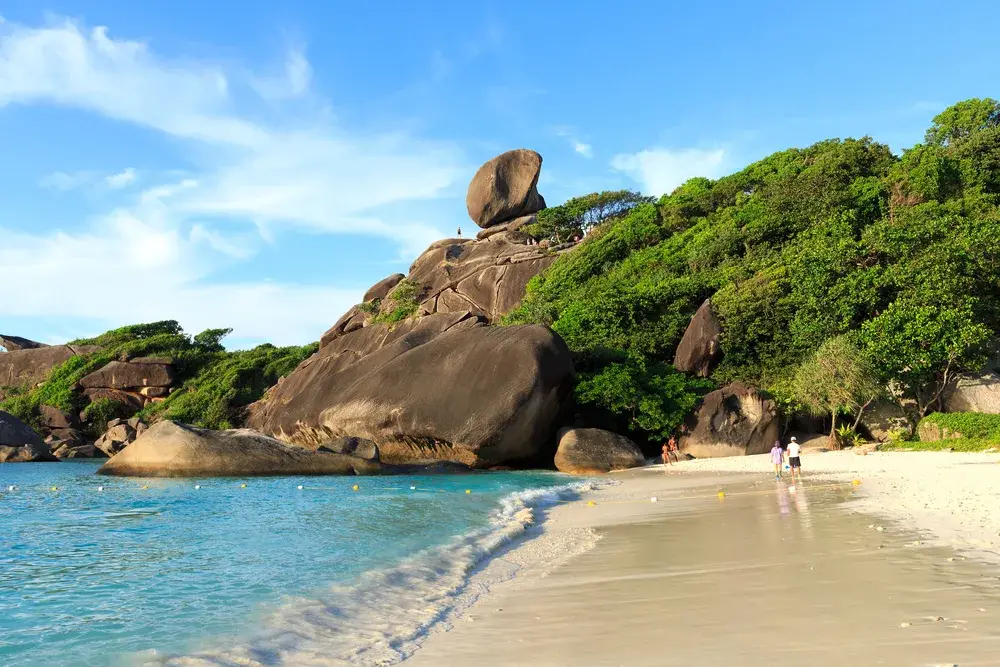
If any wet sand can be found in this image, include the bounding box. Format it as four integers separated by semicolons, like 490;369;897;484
404;466;1000;666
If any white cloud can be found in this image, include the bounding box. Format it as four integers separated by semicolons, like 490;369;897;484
573;141;593;158
40;170;91;191
610;147;726;196
105;167;137;188
0;17;467;343
554;127;593;158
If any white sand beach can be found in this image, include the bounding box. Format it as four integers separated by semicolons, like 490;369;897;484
403;450;1000;666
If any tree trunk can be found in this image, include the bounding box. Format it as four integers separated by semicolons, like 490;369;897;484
829;411;840;450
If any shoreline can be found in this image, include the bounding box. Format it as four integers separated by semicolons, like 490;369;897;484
402;450;1000;665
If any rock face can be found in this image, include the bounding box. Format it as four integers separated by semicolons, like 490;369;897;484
80;359;175;390
679;383;780;457
466;149;546;229
554;428;645;475
859;400;911;442
363;273;406;303
98;420;380;477
673;299;723;377
0;410;56;462
0;344;101;388
320;233;562;352
942;372;1000;414
249;315;575;468
0;335;47;351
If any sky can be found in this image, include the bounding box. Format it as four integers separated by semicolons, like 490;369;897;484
1;1;998;349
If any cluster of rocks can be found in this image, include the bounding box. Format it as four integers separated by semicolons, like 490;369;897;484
1;410;56;462
78;357;175;414
325;150;573;345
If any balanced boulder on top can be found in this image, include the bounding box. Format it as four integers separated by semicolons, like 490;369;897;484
466;149;546;229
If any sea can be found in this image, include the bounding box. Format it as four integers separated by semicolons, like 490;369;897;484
0;460;597;666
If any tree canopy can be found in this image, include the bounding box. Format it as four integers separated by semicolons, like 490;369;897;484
506;99;1000;445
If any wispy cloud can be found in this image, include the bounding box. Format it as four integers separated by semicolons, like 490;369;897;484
0;17;466;343
554;127;593;158
105;167;137;189
40;170;91;191
610;147;726;196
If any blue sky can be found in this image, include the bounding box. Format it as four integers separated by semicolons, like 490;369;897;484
1;1;998;348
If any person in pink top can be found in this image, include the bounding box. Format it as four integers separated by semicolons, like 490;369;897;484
769;440;784;480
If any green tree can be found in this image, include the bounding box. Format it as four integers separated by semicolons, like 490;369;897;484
526;190;654;241
925;98;1000;146
792;336;882;445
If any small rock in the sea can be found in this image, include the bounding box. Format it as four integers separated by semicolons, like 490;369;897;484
899;622;911;628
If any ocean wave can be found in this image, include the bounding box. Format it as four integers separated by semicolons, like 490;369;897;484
147;478;609;667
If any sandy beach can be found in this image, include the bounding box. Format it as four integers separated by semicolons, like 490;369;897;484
403;450;1000;666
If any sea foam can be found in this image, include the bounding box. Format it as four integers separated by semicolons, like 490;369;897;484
155;479;607;667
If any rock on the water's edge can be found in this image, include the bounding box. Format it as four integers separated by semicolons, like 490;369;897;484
554;428;645;475
248;315;575;468
673;299;723;377
0;410;57;463
466;149;546;229
98;421;380;477
679;382;780;457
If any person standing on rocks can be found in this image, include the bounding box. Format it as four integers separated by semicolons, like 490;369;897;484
457;226;462;237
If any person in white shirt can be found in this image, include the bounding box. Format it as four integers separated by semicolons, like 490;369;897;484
786;436;802;483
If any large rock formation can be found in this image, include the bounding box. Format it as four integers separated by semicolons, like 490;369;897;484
98;421;379;477
321;232;564;351
0;335;47;351
942;372;1000;414
679;383;780;457
466;149;546;229
554;428;645;475
673;299;723;377
0;410;56;463
249;314;575;468
77;357;176;418
0;344;101;388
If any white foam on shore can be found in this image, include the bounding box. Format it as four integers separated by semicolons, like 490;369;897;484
154;479;610;667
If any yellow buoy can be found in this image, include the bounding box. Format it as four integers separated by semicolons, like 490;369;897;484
352;484;360;491
50;486;58;491
586;500;596;506
852;479;862;486
240;483;247;488
717;491;725;499
141;485;149;490
465;489;471;494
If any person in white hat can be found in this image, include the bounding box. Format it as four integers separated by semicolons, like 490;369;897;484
786;436;802;483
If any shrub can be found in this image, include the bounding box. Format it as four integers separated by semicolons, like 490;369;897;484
371;279;422;325
918;412;1000;440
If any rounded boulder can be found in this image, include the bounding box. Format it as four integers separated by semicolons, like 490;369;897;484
554;428;645;475
466;149;545;229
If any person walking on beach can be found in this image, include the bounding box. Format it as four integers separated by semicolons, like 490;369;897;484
770;440;784;480
786;436;802;483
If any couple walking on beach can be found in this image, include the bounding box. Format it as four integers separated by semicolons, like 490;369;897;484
770;437;802;483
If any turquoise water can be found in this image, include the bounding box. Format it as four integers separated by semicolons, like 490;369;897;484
0;461;590;666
